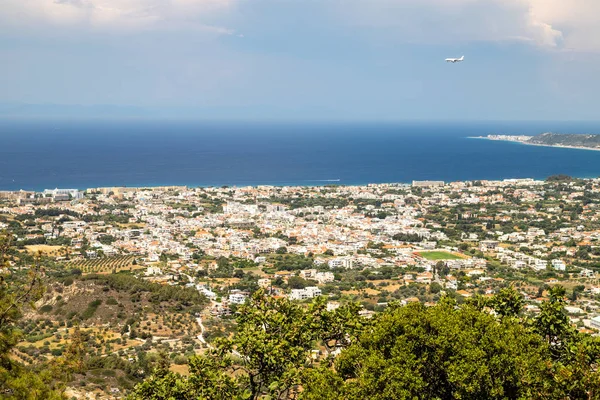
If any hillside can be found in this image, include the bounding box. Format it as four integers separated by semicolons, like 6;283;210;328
528;132;600;148
13;273;208;397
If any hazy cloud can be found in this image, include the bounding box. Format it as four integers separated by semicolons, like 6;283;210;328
2;0;598;52
334;0;564;49
0;0;235;33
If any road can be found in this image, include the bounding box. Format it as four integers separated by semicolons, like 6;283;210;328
196;316;212;349
196;315;242;358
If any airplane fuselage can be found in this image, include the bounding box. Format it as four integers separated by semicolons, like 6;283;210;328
445;56;464;63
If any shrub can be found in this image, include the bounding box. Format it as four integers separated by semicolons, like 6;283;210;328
106;297;118;305
174;355;188;365
39;305;53;313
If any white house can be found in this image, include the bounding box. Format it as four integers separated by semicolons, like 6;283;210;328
299;269;317;280
258;278;271;289
591;315;600;330
145;266;163;276
551;259;566;271
532;259;547;271
200;288;217;300
289;286;322;301
581;268;595;278
315;272;335;284
480;240;499;252
565;306;584;315
328;257;353;269
229;291;248;304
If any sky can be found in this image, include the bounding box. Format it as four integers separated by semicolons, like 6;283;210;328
1;0;600;121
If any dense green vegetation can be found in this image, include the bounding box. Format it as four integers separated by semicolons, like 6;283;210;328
392;232;424;242
0;232;67;399
529;132;600;148
129;287;600;400
80;273;207;309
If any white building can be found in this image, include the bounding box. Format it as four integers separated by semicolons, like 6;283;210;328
581;268;595;278
412;180;444;188
532;259;548;271
43;188;84;200
299;269;317;280
200;288;217;300
289;286;322;301
266;204;288;213
145;266;163;276
565;306;584;315
229;291;248;304
591;315;600;330
328;257;353;269
551;259;566;271
480;240;499;252
258;278;271;289
315;272;335;284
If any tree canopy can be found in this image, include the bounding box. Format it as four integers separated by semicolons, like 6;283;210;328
0;232;67;399
129;286;600;400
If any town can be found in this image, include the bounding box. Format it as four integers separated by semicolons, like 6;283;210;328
3;175;600;397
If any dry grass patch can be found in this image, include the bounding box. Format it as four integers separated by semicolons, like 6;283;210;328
25;245;64;256
170;364;190;375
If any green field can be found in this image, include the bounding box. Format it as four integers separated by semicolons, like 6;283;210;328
417;251;464;260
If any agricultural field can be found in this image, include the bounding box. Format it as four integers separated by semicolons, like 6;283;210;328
416;251;465;260
65;255;143;274
24;245;64;256
137;312;200;339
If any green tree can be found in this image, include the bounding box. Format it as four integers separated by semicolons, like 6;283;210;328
535;285;573;360
490;286;524;318
329;298;551;400
0;231;65;399
130;288;600;400
129;290;362;400
287;276;309;289
534;286;600;397
275;247;287;254
429;282;442;294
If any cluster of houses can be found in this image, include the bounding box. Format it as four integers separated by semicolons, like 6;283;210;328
8;178;600;334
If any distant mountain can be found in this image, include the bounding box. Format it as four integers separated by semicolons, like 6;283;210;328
528;133;600;149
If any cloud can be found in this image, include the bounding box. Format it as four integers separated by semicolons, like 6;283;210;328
527;0;600;52
1;0;599;52
336;0;600;52
0;0;236;34
335;0;564;48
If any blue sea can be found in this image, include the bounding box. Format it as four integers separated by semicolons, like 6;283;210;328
2;119;600;191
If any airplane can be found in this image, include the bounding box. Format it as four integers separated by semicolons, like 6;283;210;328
445;55;464;63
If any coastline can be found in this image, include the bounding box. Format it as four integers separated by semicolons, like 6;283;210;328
4;173;600;193
470;136;600;152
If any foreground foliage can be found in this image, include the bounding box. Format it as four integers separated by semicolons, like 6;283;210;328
0;232;68;399
130;286;600;400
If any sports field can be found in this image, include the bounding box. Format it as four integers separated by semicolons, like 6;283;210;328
417;251;464;260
